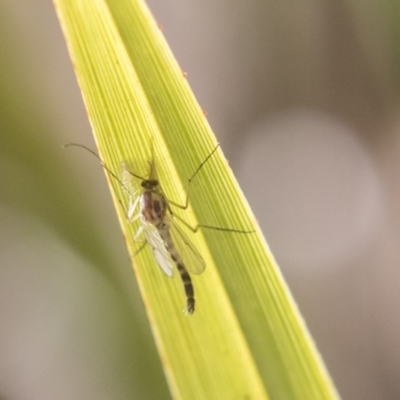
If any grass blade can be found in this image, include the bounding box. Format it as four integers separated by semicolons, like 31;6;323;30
54;1;339;398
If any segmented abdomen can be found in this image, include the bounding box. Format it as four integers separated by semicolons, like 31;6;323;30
158;224;195;314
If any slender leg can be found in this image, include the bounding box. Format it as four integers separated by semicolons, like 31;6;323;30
131;240;148;258
172;213;254;234
168;144;220;210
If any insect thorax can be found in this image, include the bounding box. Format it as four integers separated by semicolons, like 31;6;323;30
140;190;167;226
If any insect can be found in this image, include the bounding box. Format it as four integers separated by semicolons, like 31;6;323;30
121;145;224;315
65;143;252;315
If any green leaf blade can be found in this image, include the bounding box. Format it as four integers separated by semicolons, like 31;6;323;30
55;0;340;399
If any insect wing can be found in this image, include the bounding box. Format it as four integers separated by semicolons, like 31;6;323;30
121;164;142;220
168;217;206;275
121;163;141;197
142;220;174;277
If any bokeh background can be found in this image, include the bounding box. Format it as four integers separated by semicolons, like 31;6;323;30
1;1;400;399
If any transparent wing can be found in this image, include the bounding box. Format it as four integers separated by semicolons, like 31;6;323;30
167;216;206;275
141;220;174;277
121;163;141;198
121;164;142;221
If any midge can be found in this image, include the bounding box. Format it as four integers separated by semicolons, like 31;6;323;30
65;143;253;315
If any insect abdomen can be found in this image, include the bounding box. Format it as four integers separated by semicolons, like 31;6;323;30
172;254;195;314
160;226;195;314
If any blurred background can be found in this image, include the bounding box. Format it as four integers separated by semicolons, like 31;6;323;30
1;1;399;399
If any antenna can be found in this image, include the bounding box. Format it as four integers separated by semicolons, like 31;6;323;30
64;143;126;186
63;143;134;218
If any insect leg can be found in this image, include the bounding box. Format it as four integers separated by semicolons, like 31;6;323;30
127;197;141;222
131;240;148;258
167;144;220;211
172;213;255;234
